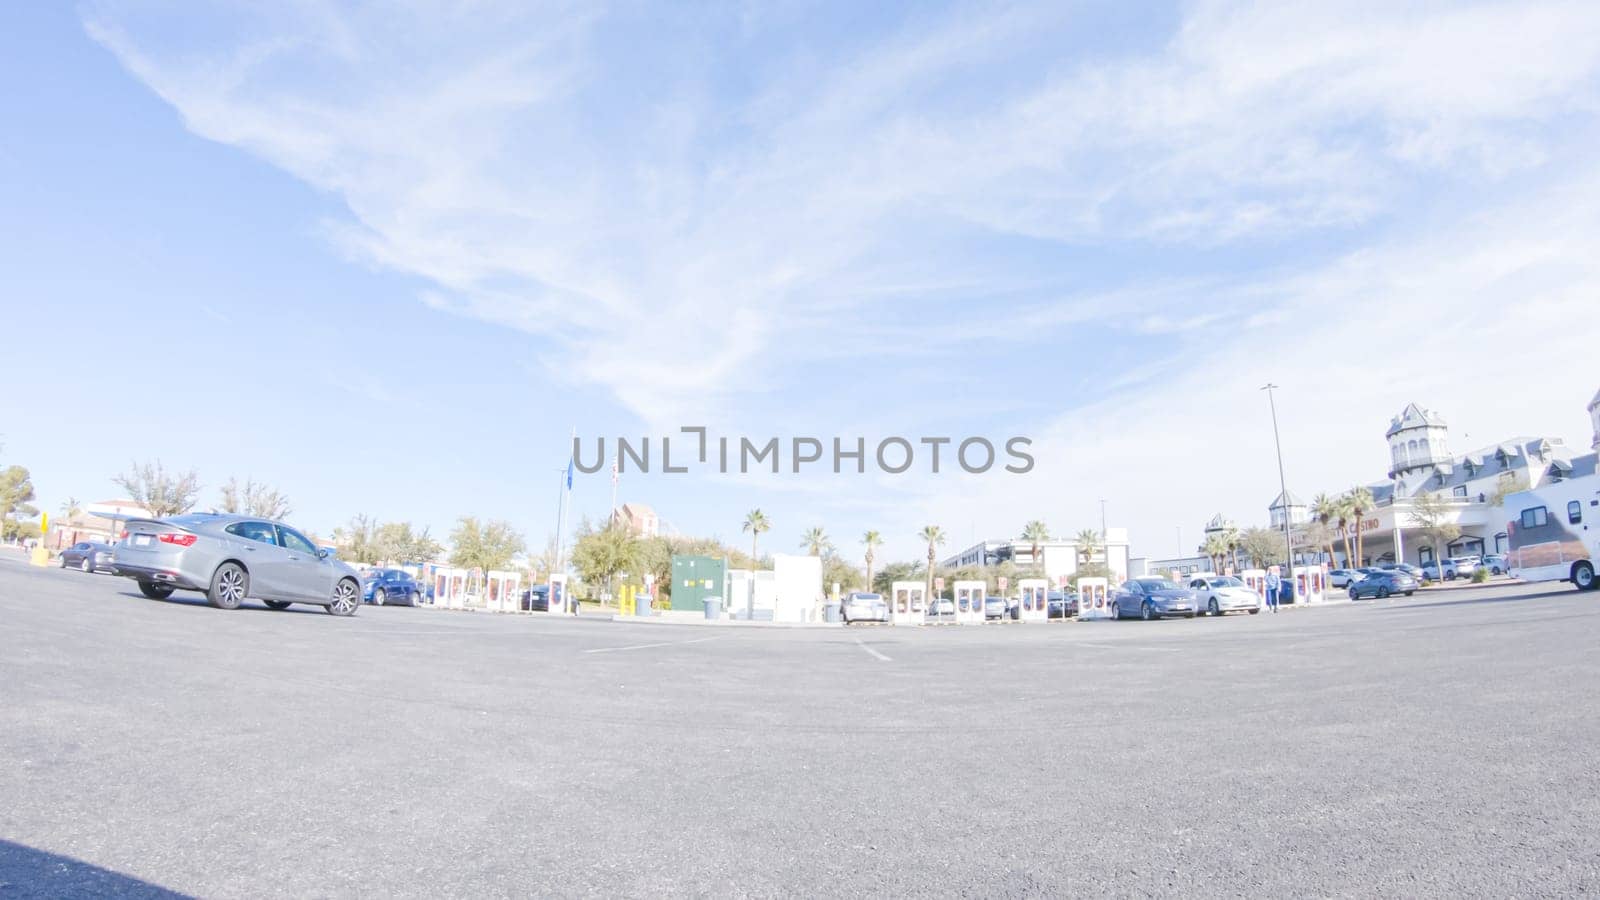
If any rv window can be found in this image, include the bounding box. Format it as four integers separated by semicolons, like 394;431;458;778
1569;501;1582;525
1521;506;1548;529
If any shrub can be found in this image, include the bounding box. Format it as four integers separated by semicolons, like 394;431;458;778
1471;567;1490;584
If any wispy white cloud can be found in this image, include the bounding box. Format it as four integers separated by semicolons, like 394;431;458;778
81;0;1600;556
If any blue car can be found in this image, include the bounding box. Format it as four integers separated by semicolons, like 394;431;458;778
362;568;423;606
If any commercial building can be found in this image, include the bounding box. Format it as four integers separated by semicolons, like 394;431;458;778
1280;393;1600;568
941;528;1132;585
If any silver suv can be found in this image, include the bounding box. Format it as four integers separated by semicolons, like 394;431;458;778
112;513;363;615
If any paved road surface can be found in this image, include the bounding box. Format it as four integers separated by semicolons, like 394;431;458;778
3;551;1598;897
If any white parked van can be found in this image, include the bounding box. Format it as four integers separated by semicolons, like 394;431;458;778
1501;480;1599;590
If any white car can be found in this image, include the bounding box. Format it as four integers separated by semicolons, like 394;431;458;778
842;591;888;623
1328;569;1364;588
1187;575;1263;616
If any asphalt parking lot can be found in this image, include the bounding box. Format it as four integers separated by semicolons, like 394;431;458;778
3;552;1599;898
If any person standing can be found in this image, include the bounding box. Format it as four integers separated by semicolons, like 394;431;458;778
1265;568;1280;614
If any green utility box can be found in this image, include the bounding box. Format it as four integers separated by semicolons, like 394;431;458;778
670;555;726;613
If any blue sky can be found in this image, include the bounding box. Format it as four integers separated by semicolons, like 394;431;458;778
4;1;1600;564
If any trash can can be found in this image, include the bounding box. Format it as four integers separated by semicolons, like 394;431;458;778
703;597;722;620
824;602;842;624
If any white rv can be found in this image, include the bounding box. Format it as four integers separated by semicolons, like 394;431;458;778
1500;479;1600;590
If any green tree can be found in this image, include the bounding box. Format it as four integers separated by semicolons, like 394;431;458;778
821;551;862;594
375;521;443;563
1311;493;1341;565
1073;528;1100;567
1407;493;1460;579
113;460;199;518
1346;485;1375;566
1021;520;1050;570
872;559;924;595
743;509;771;569
0;465;39;529
59;496;82;520
800;526;830;556
219;477;292;519
861;530;883;591
1240;526;1283;570
570;522;640;595
1200;532;1229;572
919;525;946;598
1222;525;1243;572
1332;494;1355;567
449;516;525;572
331;515;381;564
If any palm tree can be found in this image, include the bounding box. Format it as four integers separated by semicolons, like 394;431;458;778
1018;520;1049;573
862;530;883;591
1346;485;1375;566
919;525;946;604
1074;528;1100;567
1223;525;1242;573
1333;495;1355;567
800;526;830;556
1201;533;1230;572
743;509;770;569
1311;492;1342;566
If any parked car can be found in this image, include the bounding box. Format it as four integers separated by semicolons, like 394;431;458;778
111;513;364;615
59;541;114;573
520;584;551;611
1449;556;1480;578
1349;570;1419;599
362;567;423;605
843;591;888;623
1047;590;1079;619
1356;567;1387;577
1328;568;1364;588
1481;555;1507;576
984;595;1008;620
927;597;956;619
1111;577;1198;620
1419;561;1448;581
1383;563;1424;579
1187;574;1262;616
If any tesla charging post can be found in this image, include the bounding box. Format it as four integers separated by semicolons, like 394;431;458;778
890;580;925;626
547;573;569;614
953;580;985;625
486;570;521;613
1240;569;1267;601
1018;578;1048;622
1076;577;1110;620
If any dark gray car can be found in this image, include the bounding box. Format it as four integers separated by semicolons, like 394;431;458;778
1111;577;1199;620
59;541;114;573
111;513;363;615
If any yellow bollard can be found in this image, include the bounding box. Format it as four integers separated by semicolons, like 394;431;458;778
30;546;50;567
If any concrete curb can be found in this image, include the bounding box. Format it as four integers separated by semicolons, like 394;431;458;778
608;614;844;629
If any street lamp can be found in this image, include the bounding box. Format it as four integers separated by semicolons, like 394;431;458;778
1261;383;1295;585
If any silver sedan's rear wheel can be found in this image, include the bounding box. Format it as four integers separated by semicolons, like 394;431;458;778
208;562;248;610
328;579;360;616
137;580;174;600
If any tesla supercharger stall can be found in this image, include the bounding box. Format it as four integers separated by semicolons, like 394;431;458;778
1292;564;1327;604
890;581;926;626
953;580;985;625
546;573;569;614
1076;577;1110;621
434;567;469;610
1018;578;1048;623
1240;569;1267;601
486;570;520;613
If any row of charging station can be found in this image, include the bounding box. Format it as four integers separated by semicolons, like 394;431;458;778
427;569;570;613
885;576;1116;625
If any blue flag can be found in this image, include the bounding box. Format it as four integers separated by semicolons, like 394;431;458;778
565;458;574;490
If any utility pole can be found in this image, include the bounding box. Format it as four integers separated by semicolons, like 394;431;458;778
1100;498;1109;578
1262;383;1295;583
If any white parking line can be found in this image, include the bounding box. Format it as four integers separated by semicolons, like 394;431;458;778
583;635;724;654
854;637;892;661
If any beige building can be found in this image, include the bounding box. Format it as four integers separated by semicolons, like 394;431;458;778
613;502;659;538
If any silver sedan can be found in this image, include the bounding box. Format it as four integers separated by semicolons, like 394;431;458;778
111;513;363;615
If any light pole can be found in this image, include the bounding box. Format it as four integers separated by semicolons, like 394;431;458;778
1261;383;1295;587
1099;498;1109;578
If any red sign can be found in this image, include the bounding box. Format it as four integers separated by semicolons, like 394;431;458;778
997;576;1009;591
934;577;945;591
1058;574;1069;587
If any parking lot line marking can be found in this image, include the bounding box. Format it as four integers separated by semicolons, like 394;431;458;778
583;635;725;654
854;637;891;661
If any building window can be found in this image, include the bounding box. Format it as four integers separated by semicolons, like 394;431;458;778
1452;485;1467;498
1569;501;1583;525
1521;506;1548;529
